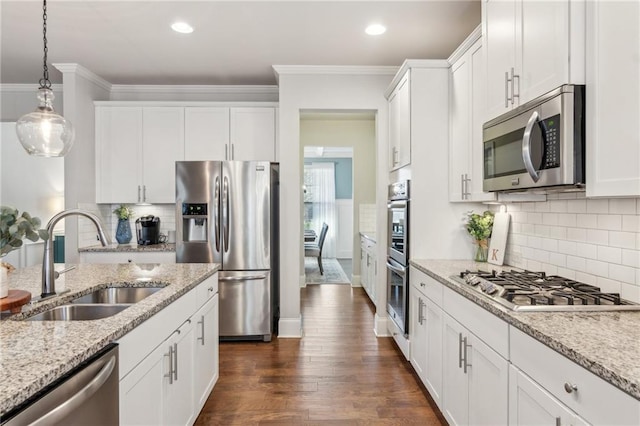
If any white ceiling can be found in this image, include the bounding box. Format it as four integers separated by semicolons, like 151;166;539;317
0;0;480;86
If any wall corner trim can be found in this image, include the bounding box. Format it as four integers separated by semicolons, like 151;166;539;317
52;63;112;92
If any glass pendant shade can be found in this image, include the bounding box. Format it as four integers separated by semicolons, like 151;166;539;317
16;88;75;157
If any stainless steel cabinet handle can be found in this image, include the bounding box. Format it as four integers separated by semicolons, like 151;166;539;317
420;282;425;288
29;356;116;426
458;333;463;369
173;342;178;381
143;185;147;202
564;382;578;393
137;185;141;203
418;298;426;325
522;110;541;182
197;315;205;345
512;68;520;104
463;337;471;374
505;71;510;107
225;144;228;160
231;143;235;160
461;174;465;200
555;417;561;426
164;345;173;384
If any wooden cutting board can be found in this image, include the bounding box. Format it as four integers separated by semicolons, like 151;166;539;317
488;212;510;266
0;290;32;313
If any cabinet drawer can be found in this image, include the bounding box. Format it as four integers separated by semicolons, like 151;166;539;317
410;267;443;306
80;251;176;264
195;273;218;307
443;286;509;358
510;326;640;425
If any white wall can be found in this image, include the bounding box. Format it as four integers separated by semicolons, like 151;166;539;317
275;66;396;337
0;85;63;121
502;194;640;303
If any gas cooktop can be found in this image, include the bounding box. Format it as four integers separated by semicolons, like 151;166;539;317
450;269;640;312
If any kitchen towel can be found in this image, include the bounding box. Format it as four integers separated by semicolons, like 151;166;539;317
488;212;510;266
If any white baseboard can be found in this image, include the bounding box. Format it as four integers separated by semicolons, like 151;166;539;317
278;315;303;338
351;274;361;288
299;274;306;288
374;313;390;337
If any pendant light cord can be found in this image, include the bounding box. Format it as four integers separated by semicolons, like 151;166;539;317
38;0;51;90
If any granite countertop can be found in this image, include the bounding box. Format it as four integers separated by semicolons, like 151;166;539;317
359;231;376;243
410;259;640;401
79;242;176;252
0;262;219;416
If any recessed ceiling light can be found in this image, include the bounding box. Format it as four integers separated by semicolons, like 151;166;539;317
365;24;386;36
171;22;193;34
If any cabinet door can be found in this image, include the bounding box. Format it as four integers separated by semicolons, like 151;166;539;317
185;107;230;161
95;107;142;204
586;0;640;197
449;50;471;202
360;244;368;290
467;333;508;425
519;0;571;104
142;107;185;203
119;341;167;426
509;365;588;426
229;108;275;161
424;298;443;408
483;0;518;120
164;321;195;426
194;294;220;412
442;314;469;426
388;72;410;170
409;287;428;382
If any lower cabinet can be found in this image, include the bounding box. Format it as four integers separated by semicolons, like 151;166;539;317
359;236;377;304
118;274;219;426
79;251;176;264
442;313;509;426
509;365;588;426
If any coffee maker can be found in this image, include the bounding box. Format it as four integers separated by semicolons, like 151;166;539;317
136;215;160;245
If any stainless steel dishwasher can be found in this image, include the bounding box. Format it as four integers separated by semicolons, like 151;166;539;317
2;344;119;426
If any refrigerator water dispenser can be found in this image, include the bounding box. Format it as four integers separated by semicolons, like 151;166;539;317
181;203;208;242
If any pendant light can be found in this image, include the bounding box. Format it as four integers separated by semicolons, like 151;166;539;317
16;0;74;157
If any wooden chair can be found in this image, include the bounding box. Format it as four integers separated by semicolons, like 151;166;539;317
304;223;329;275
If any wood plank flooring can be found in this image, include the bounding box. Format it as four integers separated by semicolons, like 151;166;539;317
194;285;445;425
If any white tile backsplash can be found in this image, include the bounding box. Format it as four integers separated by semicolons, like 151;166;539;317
502;196;640;303
359;204;376;233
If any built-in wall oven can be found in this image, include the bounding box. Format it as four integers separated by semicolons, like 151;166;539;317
387;180;410;336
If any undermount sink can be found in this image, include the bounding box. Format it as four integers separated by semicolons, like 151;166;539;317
27;304;131;321
71;287;164;304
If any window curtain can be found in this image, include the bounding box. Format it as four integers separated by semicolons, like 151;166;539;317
304;162;336;258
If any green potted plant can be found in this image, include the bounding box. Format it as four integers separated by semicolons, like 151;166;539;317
0;206;48;297
113;205;134;244
465;210;494;262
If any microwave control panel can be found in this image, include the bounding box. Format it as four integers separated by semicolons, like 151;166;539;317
541;114;561;169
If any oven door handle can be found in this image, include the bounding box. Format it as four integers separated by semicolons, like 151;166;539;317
386;261;406;276
387;201;407;209
522;110;541;182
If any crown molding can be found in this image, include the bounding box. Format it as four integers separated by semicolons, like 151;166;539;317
109;84;279;96
0;84;63;92
52;63;112;92
384;59;450;99
447;24;482;65
272;65;398;83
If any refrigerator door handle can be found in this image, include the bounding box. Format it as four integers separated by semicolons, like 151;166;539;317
223;176;230;253
214;176;220;251
219;274;269;282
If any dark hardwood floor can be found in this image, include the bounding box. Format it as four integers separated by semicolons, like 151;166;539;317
195;285;445;425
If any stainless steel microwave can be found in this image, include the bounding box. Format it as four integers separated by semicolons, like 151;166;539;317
483;85;585;192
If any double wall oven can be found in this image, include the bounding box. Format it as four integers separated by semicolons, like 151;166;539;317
386;180;410;336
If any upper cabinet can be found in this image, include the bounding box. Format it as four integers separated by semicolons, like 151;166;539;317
95;106;184;204
586;1;640;197
448;29;496;203
483;0;585;121
184;107;276;162
387;72;411;170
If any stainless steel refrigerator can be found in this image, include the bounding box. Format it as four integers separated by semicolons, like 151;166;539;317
175;161;279;341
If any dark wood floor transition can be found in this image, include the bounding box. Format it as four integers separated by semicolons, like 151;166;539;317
195;284;445;425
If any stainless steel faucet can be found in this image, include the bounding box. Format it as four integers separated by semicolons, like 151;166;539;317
41;209;109;298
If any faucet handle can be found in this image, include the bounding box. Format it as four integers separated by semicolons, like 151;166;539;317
53;266;76;279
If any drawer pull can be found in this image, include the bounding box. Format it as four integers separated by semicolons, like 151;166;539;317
208;286;214;292
420;282;425;288
563;382;578;393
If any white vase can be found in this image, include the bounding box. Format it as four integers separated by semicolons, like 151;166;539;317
0;266;8;298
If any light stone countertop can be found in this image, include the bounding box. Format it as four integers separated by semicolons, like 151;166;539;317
79;242;176;252
359;231;376;243
0;262;219;417
410;259;640;401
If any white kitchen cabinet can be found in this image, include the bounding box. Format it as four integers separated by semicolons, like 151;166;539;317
79;251;176;264
483;0;585;121
164;320;195;426
95;106;184;204
510;326;640;425
193;294;220;413
387;71;411;170
359;236;376;304
230;107;276;161
184;107;229;161
442;312;509;426
448;31;495;203
586;0;640;197
509;365;589;426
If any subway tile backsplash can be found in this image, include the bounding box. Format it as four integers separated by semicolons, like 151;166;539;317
359;204;376;233
502;193;640;303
